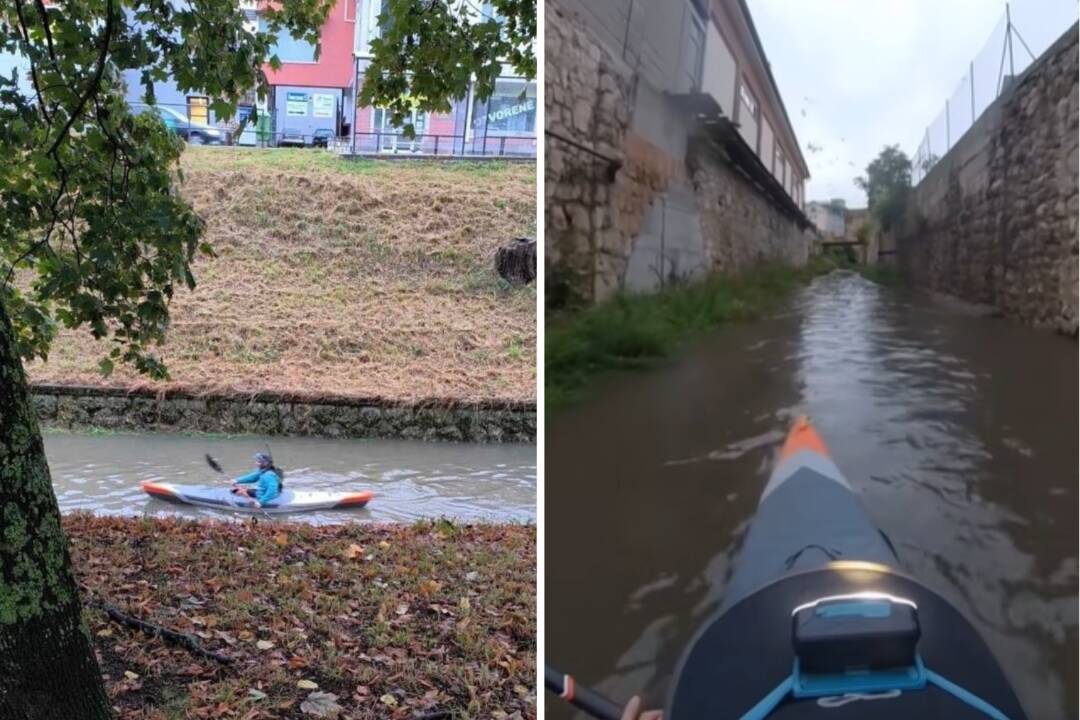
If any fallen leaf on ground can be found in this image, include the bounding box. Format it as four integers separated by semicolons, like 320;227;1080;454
343;544;364;560
124;671;139;680
256;640;274;650
298;679;319;690
379;693;398;707
248;689;267;701
300;691;343;718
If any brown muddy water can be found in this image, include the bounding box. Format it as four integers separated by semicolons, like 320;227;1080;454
44;431;536;524
546;271;1077;719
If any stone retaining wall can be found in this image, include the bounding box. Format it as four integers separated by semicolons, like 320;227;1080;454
895;24;1078;335
689;138;813;272
31;386;535;443
545;3;811;306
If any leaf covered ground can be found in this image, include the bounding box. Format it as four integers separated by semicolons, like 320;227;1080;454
64;514;536;719
27;148;536;404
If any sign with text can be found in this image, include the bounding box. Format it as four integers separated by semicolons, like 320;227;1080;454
313;94;335;118
286;92;308;116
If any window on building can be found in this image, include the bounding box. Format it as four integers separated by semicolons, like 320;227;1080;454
357;0;383;55
187;96;209;125
775;146;786;186
474;79;536;136
682;9;706;92
373;107;427;133
739;82;758;122
262;18;318;62
372;106;428;152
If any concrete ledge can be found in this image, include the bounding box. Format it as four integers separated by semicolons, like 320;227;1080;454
31;385;536;443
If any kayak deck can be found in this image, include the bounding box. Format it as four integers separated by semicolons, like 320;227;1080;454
141;481;372;514
668;564;1025;719
667;417;1026;718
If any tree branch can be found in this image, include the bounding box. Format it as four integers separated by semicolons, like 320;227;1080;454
32;0;57;65
13;0;52;124
46;0;115;158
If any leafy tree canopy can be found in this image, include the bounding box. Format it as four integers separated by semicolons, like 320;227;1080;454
360;0;536;137
855;144;912;231
0;0;332;378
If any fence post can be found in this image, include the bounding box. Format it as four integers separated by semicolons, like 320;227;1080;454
500;137;506;156
970;61;976;124
483;97;491;157
945;99;950;150
435;135;440;156
1006;3;1015;78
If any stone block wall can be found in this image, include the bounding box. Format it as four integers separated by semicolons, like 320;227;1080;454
546;3;811;306
896;24;1078;335
689;138;812;273
545;3;635;305
31;386;536;443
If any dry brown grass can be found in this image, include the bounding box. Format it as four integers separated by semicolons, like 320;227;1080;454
26;148;537;403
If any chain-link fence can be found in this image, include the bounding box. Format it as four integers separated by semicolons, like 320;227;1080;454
912;6;1059;185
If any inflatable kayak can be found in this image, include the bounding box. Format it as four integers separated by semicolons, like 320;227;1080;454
667;417;1025;719
140;481;373;514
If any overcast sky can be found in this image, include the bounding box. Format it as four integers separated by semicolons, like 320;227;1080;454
749;0;1078;207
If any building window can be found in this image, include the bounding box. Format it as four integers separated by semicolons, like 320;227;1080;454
187;96;209;124
774;146;786;185
357;0;383;55
372;106;428;153
474;79;536;136
262;18;318;62
739;82;758;122
682;9;706;92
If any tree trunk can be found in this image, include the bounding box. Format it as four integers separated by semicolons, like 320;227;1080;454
0;300;113;719
495;238;537;285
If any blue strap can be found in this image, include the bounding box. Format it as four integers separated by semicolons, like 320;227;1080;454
737;675;793;720
737;668;1011;720
926;669;1011;720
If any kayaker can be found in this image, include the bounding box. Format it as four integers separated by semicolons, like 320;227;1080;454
230;452;283;508
621;696;662;720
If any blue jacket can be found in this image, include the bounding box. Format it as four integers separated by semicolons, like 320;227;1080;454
234;468;282;505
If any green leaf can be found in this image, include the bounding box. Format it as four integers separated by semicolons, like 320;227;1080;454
98;358;114;377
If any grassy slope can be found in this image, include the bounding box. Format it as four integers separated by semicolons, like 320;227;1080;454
27;149;536;404
69;514;535;720
546;257;839;411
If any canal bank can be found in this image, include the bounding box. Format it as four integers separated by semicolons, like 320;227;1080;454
546;271;1077;719
546;257;837;410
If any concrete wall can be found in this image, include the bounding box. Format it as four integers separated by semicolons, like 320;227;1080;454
556;0;695;97
895;23;1078;335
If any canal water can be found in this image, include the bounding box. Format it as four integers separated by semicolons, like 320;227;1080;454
546;271;1077;719
44;431;536;524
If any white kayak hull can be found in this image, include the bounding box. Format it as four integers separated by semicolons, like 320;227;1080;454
140;481;373;514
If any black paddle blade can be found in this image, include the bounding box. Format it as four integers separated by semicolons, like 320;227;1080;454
205;454;224;474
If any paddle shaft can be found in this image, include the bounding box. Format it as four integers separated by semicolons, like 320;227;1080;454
545;665;622;720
